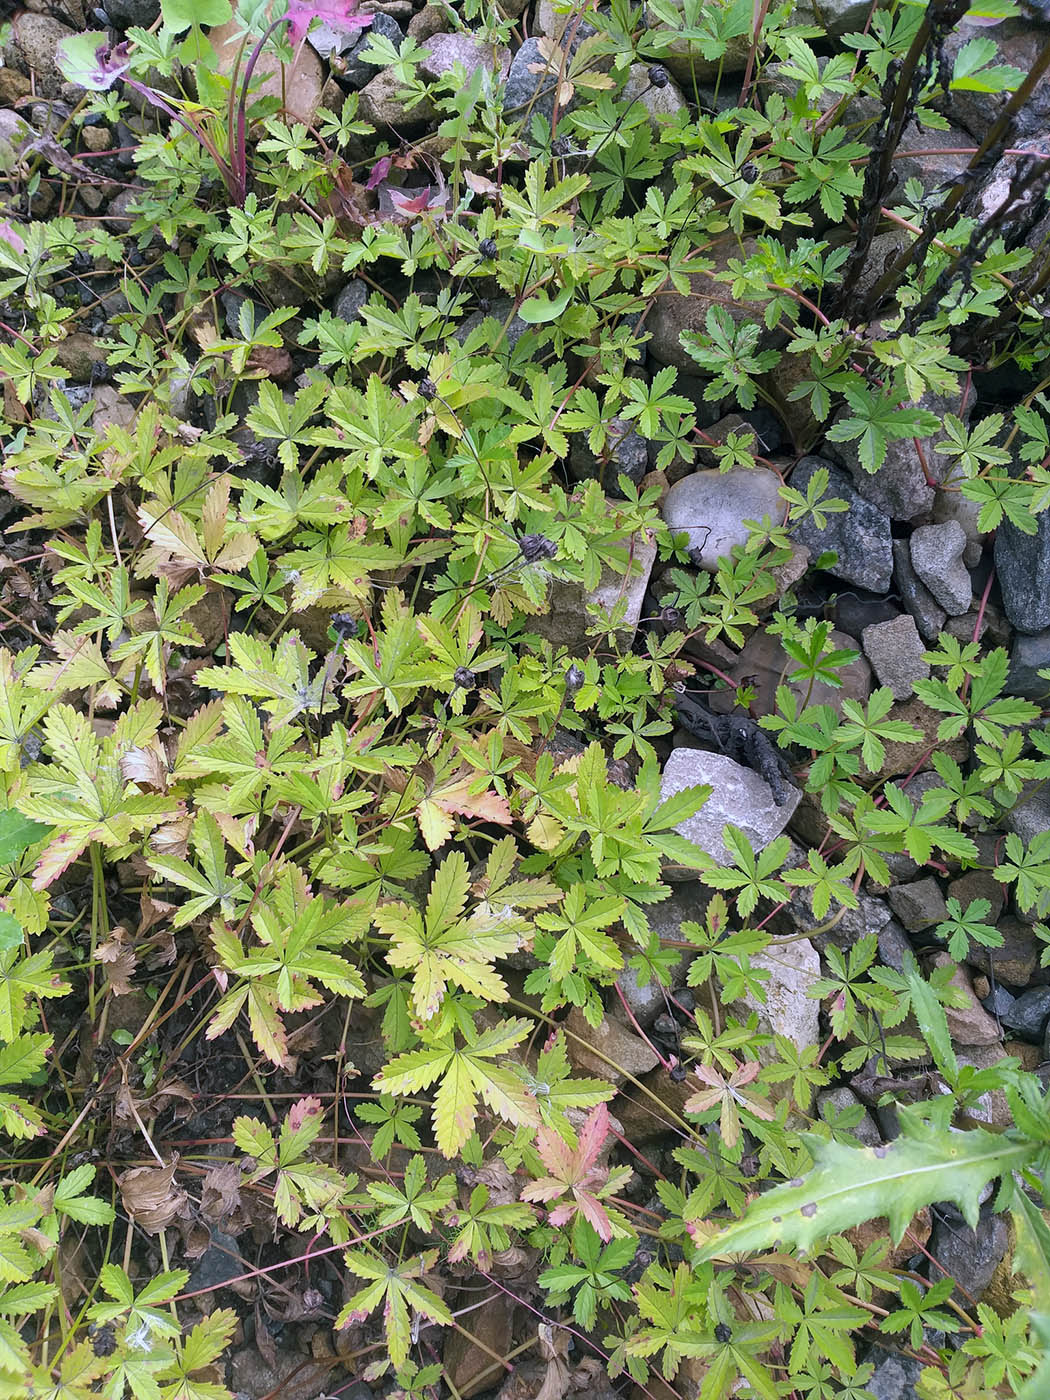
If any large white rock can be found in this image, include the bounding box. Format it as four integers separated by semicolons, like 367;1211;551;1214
660;747;800;867
662;467;783;571
740;937;821;1059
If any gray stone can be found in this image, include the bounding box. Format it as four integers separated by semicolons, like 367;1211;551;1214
660;747;800;868
0;109;33;159
662;467;784;571
335;14;404;87
420;32;502;83
863;1347;923;1400
944;600;1011;649
696;411;783;467
790;0;877;36
737;937;820;1059
941;19;1050;142
861;614;930;700
893;539;947;641
536;0;597;44
996;511;1050;633
933;486;985;569
947;871;1006;931
853;230;915;306
569;418;648;487
613;947;692;1031
503;38;567;128
929;1205;1010;1305
1007;630;1050;700
894;119;973;196
888;877;947;932
185;1230;244;1294
967;918;1038;990
532;525;657;652
785;886;892;953
827;432;934;523
956;1043;1015;1130
358;64;436;126
708;625;871;722
974;138;1050;257
564;1006;659;1086
646;238;769;376
1002;782;1050;849
789;457;892;593
1000;986;1050;1042
456;297;531;355
333;279;369;323
4;14;73;98
621;63;687;131
981;984;1016;1022
643;0;750;84
817;1086;882;1146
102;0;162;26
878;919;913;974
910;521;972;616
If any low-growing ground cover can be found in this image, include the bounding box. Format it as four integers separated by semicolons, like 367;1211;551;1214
1;0;1050;1396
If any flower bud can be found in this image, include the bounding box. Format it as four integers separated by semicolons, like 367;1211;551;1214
479;237;498;259
564;664;585;694
648;64;669;88
454;666;477;690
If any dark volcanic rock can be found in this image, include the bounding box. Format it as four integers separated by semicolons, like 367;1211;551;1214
789;457;892;593
996;513;1050;634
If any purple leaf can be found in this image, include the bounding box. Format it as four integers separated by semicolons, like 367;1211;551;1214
0;222;26;256
366;156;392;191
284;0;373;47
56;32;131;92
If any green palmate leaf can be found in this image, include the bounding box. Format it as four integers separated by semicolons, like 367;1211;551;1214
694;1105;1035;1261
161;0;232;31
337;1250;452;1370
0;811;50;866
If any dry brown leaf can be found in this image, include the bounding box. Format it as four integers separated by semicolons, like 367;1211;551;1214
535;1324;570;1400
120;743;170;792
200;1162;243;1226
97;930;137;996
118;1156;188;1234
151;815;192;860
464;170;499;197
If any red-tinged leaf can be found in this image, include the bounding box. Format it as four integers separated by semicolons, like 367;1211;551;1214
575;1101;612;1175
287;1096;323;1132
32;831;89;890
575;1191;614;1242
520;1103;615;1238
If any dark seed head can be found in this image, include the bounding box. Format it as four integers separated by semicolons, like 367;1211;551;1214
330;612;358;640
714;1323;732;1344
454;666;476;690
669;1061;687;1082
648;64;669;88
479;237;498;259
564;664;585;694
477;297;491;312
419;378;437;401
740;161;758;184
90;1325;117;1358
519;533;557;564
